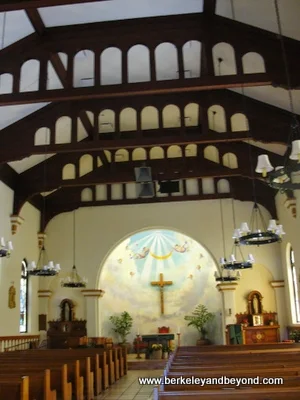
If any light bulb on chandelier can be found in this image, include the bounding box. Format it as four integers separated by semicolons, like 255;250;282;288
0;237;13;258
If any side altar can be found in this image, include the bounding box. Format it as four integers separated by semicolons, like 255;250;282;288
226;290;280;345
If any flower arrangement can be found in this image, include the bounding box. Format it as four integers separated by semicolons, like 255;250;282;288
242;318;249;327
152;343;162;351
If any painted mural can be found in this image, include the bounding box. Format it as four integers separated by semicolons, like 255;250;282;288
99;229;223;345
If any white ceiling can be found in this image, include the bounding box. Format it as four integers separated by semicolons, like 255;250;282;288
0;0;299;173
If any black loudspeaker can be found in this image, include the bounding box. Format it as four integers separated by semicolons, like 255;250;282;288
136;182;155;198
159;181;180;194
134;166;152;182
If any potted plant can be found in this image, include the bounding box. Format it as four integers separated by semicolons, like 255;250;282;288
150;343;162;359
289;330;300;343
162;344;170;359
184;304;215;345
109;311;133;349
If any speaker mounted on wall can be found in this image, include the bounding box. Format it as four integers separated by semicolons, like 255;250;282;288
136;182;155;198
134;166;152;183
159;180;180;194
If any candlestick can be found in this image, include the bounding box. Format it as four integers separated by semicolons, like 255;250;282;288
136;334;142;359
177;326;180;334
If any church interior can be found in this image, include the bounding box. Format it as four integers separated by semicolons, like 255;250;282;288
1;0;300;399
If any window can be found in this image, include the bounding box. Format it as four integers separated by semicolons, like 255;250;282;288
20;260;28;333
291;248;300;323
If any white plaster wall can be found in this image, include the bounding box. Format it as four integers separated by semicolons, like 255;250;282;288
0;182;40;335
276;191;300;327
45;199;282;339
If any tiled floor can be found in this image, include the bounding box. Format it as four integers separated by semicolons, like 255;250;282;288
95;370;163;400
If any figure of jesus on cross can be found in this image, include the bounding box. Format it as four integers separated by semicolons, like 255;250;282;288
151;273;173;314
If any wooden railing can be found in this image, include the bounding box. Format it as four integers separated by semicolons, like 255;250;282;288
0;335;40;352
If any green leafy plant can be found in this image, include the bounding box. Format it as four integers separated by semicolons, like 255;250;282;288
184;304;214;339
289;330;300;342
162;344;171;353
152;343;162;351
109;311;133;344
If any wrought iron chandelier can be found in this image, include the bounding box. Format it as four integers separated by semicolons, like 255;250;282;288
255;0;300;191
215;199;253;283
61;211;87;288
27;245;61;276
214;269;241;282
0;237;13;258
233;203;285;246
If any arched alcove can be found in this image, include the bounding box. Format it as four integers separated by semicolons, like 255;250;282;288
182;40;201;78
0;73;13;94
55;116;72;144
207;105;226;132
222;153;238;169
79;154;93;177
34;127;50;146
20;59;40;92
149;146;164;159
101;47;122;85
73;49;95;88
155;43;178;81
204;145;219;164
213;42;237;76
231;113;249;132
97;228;222;346
120;107;137;132
62;163;76;180
162;104;181;128
141;106;159;130
132;147;146;161
99;109;115;133
128;45;150;83
217;179;230;193
242;52;266;74
184;103;199;127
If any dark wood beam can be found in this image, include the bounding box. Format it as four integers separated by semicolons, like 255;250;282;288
0;131;251;163
14;156;252;214
0;75;272;106
39;176;277;230
26;9;45;36
0;0;111;11
203;0;216;15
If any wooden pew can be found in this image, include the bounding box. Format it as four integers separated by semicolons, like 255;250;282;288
155;345;300;399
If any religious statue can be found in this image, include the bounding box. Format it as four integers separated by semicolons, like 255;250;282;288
60;299;74;321
253;294;259;314
8;284;16;309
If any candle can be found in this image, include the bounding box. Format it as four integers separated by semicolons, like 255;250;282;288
177;326;180;334
137;327;140;335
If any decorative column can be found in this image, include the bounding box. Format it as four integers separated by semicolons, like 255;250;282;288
10;215;24;235
270;280;287;340
217;282;238;344
37;232;46;249
38;290;52;331
81;289;105;337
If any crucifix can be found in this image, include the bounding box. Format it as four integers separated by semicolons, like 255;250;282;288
151;273;173;314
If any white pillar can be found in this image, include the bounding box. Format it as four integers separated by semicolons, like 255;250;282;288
217;282;238;344
37;290;52;331
270;280;287;340
81;289;105;337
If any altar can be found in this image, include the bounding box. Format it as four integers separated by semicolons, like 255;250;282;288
141;333;175;359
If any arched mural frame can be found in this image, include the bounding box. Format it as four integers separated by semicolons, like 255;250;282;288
96;225;224;345
96;225;220;288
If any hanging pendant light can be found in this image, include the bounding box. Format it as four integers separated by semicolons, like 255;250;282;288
28;128;61;276
61;211;87;288
255;1;300;191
